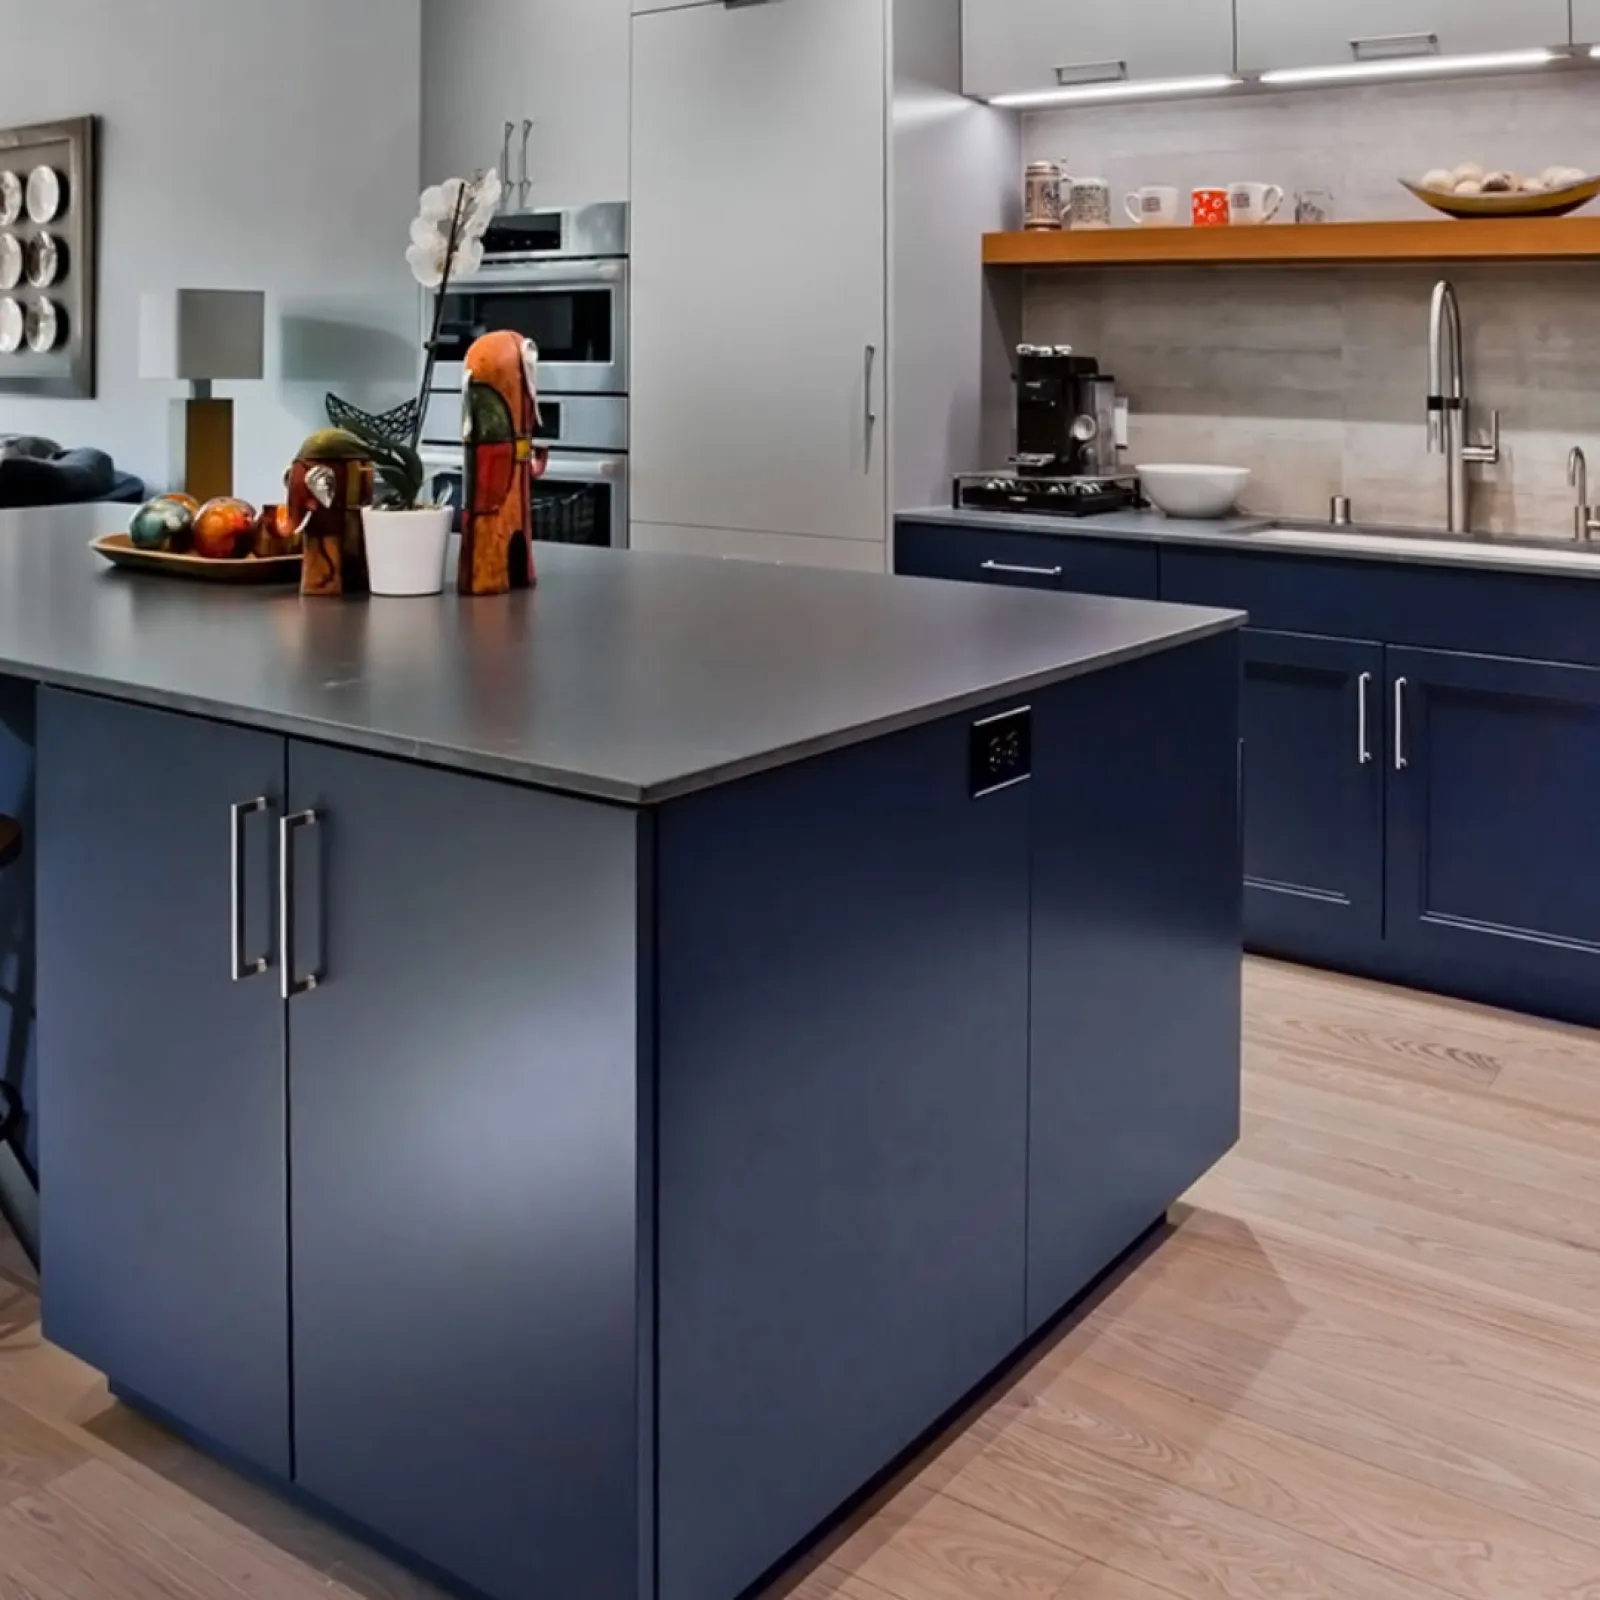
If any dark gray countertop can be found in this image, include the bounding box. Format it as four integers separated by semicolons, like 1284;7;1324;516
899;505;1600;582
0;506;1242;805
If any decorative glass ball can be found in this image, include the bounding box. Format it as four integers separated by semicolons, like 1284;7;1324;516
129;496;194;552
192;497;257;560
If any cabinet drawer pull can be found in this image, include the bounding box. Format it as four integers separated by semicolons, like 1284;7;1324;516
230;798;272;982
280;809;324;1001
1054;59;1128;87
982;560;1063;578
1393;677;1409;772
1350;31;1438;60
1357;672;1373;766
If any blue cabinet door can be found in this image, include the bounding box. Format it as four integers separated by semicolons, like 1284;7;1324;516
284;743;646;1600
896;519;1160;597
36;691;290;1477
1241;630;1385;965
1028;634;1242;1333
654;712;1031;1600
1386;648;1600;1021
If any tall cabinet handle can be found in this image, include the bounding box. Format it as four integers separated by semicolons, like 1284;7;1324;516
519;118;534;209
499;121;516;203
280;810;324;1000
230;798;272;982
1393;677;1409;772
1356;673;1373;765
864;343;878;430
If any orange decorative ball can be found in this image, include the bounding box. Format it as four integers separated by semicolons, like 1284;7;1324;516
159;492;202;514
192;497;257;560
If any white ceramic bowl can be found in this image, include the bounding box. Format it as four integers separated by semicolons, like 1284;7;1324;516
1137;463;1252;520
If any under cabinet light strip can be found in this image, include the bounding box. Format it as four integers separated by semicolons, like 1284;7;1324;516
1258;47;1559;87
988;74;1241;109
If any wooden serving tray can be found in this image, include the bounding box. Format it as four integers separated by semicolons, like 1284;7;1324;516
92;533;302;585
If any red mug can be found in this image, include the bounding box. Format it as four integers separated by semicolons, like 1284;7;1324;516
1192;186;1230;226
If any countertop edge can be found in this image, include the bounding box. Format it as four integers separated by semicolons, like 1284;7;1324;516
0;608;1245;808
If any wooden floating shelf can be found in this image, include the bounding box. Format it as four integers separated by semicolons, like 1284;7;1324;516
984;218;1600;269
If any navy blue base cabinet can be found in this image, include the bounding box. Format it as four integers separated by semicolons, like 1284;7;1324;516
898;515;1600;1028
37;691;291;1479
34;640;1241;1600
1240;630;1385;966
1386;649;1600;1015
1028;637;1241;1334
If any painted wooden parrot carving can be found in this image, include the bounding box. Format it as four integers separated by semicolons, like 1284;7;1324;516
460;330;548;597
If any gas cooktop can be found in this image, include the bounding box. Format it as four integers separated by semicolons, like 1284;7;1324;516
953;472;1142;519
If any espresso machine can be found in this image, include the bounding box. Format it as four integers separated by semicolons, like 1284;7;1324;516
954;345;1139;517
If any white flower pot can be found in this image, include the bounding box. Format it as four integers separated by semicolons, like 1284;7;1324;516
362;507;452;598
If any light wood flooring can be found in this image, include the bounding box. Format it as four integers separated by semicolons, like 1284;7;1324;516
3;957;1600;1599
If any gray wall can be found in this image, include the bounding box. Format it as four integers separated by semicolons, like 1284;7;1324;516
0;0;422;498
1022;72;1600;535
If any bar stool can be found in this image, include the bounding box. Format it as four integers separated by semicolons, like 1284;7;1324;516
0;812;37;1272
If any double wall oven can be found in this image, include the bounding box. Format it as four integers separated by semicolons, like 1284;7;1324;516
421;201;629;549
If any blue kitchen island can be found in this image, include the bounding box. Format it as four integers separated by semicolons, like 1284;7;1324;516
0;507;1243;1600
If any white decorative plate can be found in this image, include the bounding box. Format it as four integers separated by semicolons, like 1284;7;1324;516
25;165;62;225
0;235;20;291
0;173;20;227
26;233;60;289
0;297;23;355
25;297;59;353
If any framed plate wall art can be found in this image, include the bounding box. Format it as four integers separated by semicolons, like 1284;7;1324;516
0;116;96;398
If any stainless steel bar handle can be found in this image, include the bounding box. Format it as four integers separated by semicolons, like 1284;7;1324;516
1357;673;1373;766
230;798;271;982
982;560;1064;578
279;810;324;1001
865;343;878;427
1054;59;1128;86
1393;678;1409;772
499;121;516;206
519;119;535;209
1351;31;1438;59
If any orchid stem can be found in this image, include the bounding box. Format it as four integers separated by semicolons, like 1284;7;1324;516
411;180;473;454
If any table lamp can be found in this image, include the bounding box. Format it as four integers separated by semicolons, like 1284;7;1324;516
139;289;265;503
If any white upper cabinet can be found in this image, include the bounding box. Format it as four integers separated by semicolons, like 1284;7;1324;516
423;0;526;185
422;0;629;203
519;0;630;206
962;0;1236;99
1572;0;1600;43
631;0;888;544
1236;0;1572;74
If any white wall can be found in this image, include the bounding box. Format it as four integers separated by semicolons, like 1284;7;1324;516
0;0;422;498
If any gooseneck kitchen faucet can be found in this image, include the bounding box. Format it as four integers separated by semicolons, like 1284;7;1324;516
1427;279;1500;535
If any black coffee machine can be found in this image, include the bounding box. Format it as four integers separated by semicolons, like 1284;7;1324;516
1014;344;1114;477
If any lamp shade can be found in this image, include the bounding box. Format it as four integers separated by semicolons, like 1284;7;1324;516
139;289;265;382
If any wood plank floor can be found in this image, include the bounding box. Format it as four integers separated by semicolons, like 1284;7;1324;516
3;957;1599;1599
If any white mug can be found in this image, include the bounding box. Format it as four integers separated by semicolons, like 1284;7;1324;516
1227;182;1284;225
1067;176;1112;230
1124;185;1181;226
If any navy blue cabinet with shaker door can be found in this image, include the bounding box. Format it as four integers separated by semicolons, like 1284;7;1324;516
36;689;291;1478
1386;648;1600;1013
1240;630;1385;966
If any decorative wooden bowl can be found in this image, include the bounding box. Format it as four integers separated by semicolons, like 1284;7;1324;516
92;534;302;585
1402;175;1600;220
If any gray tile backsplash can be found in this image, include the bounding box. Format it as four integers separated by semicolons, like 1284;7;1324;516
1020;74;1600;537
